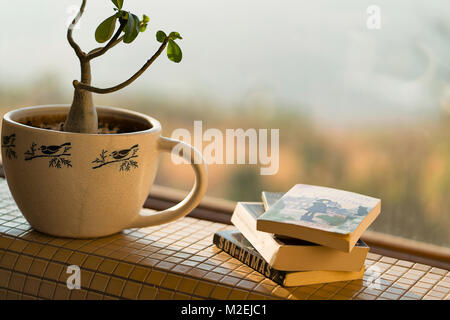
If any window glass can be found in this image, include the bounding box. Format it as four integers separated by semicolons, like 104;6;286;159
0;1;448;248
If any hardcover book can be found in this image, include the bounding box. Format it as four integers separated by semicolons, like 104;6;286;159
231;202;369;271
257;185;381;252
213;229;365;287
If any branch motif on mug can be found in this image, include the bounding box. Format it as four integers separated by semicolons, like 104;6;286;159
24;142;72;168
91;144;139;171
2;133;17;159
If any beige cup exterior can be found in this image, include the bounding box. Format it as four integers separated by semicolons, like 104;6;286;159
1;105;208;238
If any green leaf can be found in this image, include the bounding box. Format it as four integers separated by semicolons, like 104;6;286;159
95;15;118;43
118;10;127;19
169;32;182;40
133;14;141;32
123;13;139;43
156;30;167;43
111;0;123;10
138;14;149;33
167;39;182;63
132;14;141;37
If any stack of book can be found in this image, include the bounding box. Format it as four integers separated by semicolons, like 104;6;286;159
214;184;381;287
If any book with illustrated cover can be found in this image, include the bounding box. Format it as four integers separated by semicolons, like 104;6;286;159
257;185;381;252
231;202;369;271
213;229;365;287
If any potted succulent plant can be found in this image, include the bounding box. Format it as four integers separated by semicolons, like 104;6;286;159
1;0;207;238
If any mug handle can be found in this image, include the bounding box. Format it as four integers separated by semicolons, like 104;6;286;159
128;136;208;228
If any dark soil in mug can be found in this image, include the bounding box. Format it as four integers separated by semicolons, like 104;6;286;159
18;114;152;134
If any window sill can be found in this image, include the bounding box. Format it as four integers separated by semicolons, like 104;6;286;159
0;166;448;300
147;183;450;270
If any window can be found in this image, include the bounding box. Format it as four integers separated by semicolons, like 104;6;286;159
0;1;448;249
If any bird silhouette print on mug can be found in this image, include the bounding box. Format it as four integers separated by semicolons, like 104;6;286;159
91;144;139;171
2;133;17;159
24;142;72;168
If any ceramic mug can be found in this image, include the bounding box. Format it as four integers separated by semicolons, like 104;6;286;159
1;105;208;238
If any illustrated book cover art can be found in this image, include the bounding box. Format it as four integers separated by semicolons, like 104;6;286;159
231;202;369;271
257;185;381;252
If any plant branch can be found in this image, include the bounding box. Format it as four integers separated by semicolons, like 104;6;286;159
67;0;87;60
88;35;124;56
73;38;169;94
92;155;139;169
25;154;72;161
87;21;126;60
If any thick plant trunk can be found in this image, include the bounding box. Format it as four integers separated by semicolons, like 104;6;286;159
64;61;98;133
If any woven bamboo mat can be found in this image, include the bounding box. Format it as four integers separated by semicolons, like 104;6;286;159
0;180;448;300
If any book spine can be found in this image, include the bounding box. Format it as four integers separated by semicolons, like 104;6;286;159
213;233;287;286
